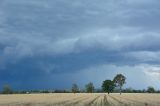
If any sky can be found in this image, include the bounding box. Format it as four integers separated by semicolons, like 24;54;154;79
0;0;160;90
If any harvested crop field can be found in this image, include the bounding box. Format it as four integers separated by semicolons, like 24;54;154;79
0;93;160;106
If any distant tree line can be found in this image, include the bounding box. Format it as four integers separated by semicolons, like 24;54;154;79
1;74;160;94
69;74;126;94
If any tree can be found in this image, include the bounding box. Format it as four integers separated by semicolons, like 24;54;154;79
147;86;155;93
85;82;94;93
102;80;115;94
113;74;126;95
2;84;13;94
72;83;79;93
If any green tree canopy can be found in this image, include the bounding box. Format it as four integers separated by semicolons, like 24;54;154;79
113;74;126;95
147;86;155;93
2;84;13;94
85;82;94;93
72;83;79;93
102;80;115;94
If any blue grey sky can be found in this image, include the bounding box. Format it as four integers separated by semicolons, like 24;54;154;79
0;0;160;90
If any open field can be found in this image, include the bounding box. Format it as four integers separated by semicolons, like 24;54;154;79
0;93;160;106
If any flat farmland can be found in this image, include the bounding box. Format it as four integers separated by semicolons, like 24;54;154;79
0;93;160;106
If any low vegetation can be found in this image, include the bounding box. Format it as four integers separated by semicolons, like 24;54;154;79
85;82;95;93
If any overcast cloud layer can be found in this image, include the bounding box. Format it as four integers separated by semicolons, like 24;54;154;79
0;0;160;90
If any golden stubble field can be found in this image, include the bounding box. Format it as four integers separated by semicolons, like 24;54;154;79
0;93;160;106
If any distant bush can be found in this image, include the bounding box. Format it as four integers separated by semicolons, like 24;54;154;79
85;82;95;93
147;86;155;93
2;85;13;94
72;84;79;93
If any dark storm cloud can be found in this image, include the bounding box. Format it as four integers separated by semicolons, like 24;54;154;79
1;0;160;89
